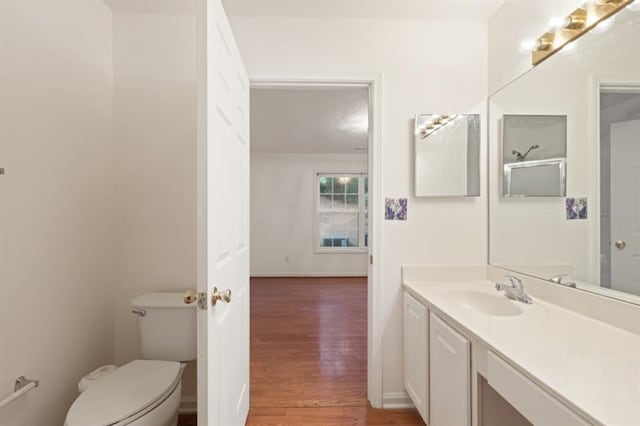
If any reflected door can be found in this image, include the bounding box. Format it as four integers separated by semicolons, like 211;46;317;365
610;119;640;295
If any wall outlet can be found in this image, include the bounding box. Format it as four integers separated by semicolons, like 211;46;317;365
285;256;290;263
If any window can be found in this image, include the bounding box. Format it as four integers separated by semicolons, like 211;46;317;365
316;173;368;251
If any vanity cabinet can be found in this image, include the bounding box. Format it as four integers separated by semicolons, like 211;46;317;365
403;292;429;423
430;313;471;426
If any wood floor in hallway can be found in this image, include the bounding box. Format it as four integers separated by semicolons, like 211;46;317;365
179;277;424;425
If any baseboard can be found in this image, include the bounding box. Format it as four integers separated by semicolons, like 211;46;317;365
382;392;414;409
179;396;197;414
250;272;367;278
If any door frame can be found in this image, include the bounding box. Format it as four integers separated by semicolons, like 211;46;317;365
250;73;385;408
588;74;640;292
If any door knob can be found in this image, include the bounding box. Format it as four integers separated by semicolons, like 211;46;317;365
615;240;626;250
211;287;232;305
184;289;198;304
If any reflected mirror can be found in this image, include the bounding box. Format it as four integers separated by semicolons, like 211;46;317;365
489;6;640;302
414;114;480;197
502;115;567;197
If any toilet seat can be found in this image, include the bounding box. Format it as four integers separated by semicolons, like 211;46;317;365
65;360;181;426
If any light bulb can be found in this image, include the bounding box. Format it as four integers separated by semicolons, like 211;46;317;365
518;39;537;54
548;16;566;29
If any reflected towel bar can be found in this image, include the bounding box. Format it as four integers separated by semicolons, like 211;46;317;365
0;376;39;409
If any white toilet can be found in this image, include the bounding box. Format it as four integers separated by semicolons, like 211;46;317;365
65;292;196;426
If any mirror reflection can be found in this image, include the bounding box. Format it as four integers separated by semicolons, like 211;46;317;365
489;7;640;301
502;115;567;197
414;114;480;197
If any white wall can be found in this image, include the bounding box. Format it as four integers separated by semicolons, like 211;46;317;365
112;11;198;405
229;16;488;399
0;1;115;424
251;153;368;276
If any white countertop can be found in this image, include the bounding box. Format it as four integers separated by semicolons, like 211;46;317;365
403;279;640;426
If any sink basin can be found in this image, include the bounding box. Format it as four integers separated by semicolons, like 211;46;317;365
441;289;523;317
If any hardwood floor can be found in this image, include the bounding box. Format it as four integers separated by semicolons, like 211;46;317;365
179;277;424;425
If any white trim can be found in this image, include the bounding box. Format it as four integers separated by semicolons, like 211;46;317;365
382;392;414;409
250;73;384;408
314;248;369;254
179;396;197;414
250;272;367;278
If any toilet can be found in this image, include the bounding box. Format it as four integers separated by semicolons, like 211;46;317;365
65;292;196;426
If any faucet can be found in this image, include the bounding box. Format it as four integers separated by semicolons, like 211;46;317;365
495;275;533;304
549;274;577;288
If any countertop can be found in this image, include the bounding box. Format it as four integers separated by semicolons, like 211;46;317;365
403;279;640;426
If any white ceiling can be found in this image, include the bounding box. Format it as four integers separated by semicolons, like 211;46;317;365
102;0;506;20
222;0;507;20
251;86;369;154
101;0;196;14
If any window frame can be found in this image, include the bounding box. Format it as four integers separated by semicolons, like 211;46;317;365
314;172;368;254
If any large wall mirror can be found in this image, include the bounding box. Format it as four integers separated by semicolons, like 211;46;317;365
489;6;640;303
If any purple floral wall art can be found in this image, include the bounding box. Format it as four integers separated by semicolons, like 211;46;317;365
385;198;407;221
566;197;587;220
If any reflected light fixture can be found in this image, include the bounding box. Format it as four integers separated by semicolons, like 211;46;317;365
528;0;634;65
419;114;460;139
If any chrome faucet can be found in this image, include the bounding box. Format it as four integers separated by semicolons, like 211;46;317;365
495;275;532;304
549;274;576;288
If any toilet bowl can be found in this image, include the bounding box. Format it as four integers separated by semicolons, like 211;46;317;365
65;360;185;426
65;292;197;426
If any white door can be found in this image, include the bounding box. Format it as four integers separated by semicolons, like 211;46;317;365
429;313;470;426
611;119;640;295
403;292;429;423
196;0;250;425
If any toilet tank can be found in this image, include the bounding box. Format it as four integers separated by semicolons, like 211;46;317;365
131;292;197;362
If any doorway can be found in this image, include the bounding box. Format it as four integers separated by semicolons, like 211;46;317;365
247;78;384;417
599;88;640;295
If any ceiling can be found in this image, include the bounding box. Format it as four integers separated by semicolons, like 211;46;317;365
102;0;506;20
601;92;640;110
251;86;369;154
101;0;196;14
222;0;507;20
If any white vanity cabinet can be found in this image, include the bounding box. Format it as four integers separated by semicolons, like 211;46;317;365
403;292;471;426
430;312;471;426
402;275;633;426
403;291;429;423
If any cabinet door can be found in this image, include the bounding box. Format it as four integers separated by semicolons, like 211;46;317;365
403;292;429;423
430;313;471;426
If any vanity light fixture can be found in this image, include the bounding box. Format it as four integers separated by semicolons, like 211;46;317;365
529;0;634;65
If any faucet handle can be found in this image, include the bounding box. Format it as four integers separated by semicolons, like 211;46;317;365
504;275;523;289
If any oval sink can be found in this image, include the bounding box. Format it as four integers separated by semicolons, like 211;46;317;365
441;289;523;317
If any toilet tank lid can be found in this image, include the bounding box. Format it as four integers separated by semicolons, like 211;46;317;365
131;292;196;309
